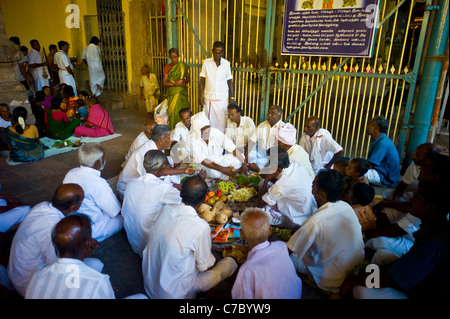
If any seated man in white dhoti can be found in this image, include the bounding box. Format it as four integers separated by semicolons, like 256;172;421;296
257;146;316;228
170;108;194;164
225;103;256;156
247;105;284;173
299;116;343;174
122;150;182;257
142;175;238;299
117;124;196;198
63;143;123;243
186;115;247;180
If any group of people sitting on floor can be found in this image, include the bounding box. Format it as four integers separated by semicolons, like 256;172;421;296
0;86;114;164
0;100;448;299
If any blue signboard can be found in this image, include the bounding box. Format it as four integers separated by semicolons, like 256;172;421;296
282;0;380;57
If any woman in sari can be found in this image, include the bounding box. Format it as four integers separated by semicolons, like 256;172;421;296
163;48;190;129
44;97;81;140
74;96;114;137
2;106;45;163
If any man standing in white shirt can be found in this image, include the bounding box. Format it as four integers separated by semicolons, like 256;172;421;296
25;214;115;299
122;150;182;257
287;169;365;294
299;116;343;174
142;175;238;299
277;122;315;179
54;40;77;96
82;36;105;97
232;208;302;299
27;39;50;91
247;105;285;173
257;146;316;228
63;143;122;242
8;184;84;296
225;103;256;155
198;41;234;133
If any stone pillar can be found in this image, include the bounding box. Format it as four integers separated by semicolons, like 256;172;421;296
0;5;28;104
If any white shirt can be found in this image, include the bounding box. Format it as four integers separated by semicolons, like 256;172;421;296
122;174;181;256
225;116;256;153
25;258;115;299
63;166;121;241
117;139;158;197
0;117;11;128
287;144;315;179
142;203;215;299
287;201;365;293
54;51;72;70
262;162;317;226
27;49;48;78
81;43;104;73
8;202;64;296
249;119;284;152
124;131;150;162
401;162;420;185
232;241;302;299
299;128;343;173
200;57;233;101
171;121;191;144
187;127;237;164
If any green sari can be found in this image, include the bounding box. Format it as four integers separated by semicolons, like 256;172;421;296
2;128;45;162
167;62;189;129
44;109;81;140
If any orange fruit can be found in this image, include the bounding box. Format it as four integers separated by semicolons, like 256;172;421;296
220;195;228;203
208;191;215;198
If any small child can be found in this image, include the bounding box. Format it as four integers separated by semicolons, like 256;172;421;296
76;99;89;121
41;86;53;110
349;182;377;233
342;157;369;202
139;65;159;117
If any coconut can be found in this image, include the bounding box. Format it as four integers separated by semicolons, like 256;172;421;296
220;207;233;218
199;210;215;223
215;212;228;224
212;201;225;214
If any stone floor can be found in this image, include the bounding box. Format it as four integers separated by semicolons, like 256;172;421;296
0;104;448;300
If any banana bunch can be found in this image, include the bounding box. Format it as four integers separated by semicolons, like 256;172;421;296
218;181;235;194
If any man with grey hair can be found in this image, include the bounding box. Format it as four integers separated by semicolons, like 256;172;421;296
231;208;302;299
117;124;196;198
365;116;400;187
121;150;182;256
63;142;123;242
123;120;157;166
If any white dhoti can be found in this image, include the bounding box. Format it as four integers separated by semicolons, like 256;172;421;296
31;67;50;92
195;154;242;180
204;99;228;133
58;69;77;96
89;67;106;97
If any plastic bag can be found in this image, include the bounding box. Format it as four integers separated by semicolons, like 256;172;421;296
154;99;168;125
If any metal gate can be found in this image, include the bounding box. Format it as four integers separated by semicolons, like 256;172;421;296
150;0;430;159
97;0;128;92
